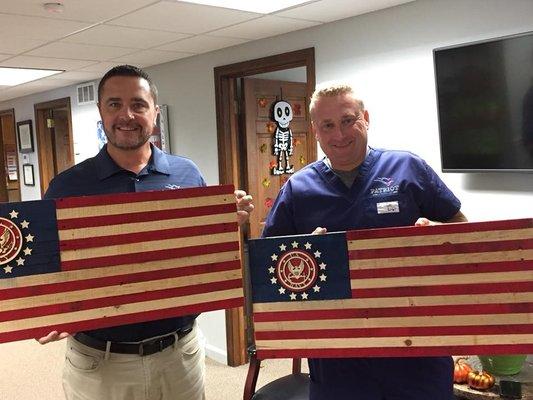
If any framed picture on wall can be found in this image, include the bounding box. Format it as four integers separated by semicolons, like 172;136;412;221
6;148;18;181
17;120;34;153
150;104;171;152
23;163;35;186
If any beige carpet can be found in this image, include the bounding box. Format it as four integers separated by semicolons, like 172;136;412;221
0;339;307;400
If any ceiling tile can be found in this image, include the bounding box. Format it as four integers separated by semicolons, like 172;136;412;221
27;42;137;62
111;49;193;68
0;56;96;71
2;79;66;99
63;25;191;49
0;37;50;55
210;15;320;40
78;62;124;73
109;1;260;34
47;70;102;83
275;0;415;23
155;35;248;53
0;13;90;41
0;0;158;23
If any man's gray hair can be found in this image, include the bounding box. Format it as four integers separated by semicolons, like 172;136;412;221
309;82;365;120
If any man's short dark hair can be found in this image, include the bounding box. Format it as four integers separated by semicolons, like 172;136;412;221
98;64;158;104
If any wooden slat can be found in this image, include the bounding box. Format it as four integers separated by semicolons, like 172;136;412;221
253;292;533;311
255;334;533;349
350;249;533;269
56;193;233;219
61;231;236;261
0;250;239;289
348;228;533;250
0;288;243;332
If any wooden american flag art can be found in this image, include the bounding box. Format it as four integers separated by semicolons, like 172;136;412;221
0;185;243;344
249;218;533;359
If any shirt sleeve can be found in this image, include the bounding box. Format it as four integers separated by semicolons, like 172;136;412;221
43;177;62;199
419;159;461;221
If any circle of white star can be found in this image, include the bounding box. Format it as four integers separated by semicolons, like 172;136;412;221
3;209;34;274
267;239;327;300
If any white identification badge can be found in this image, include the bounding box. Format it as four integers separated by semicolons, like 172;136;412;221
376;201;400;214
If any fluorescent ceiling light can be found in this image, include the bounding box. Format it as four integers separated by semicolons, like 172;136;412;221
0;67;63;86
179;0;311;14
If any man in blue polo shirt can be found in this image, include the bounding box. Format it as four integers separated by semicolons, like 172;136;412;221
38;65;253;400
262;82;467;400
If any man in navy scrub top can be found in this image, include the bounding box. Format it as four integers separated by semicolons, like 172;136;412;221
262;82;467;400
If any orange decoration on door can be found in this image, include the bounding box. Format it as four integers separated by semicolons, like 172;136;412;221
258;98;268;108
260;143;268;153
264;197;274;208
266;121;276;133
262;178;271;188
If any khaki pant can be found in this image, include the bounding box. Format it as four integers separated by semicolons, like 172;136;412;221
63;324;205;400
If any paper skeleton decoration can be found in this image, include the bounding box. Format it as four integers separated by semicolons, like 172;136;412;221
271;100;294;175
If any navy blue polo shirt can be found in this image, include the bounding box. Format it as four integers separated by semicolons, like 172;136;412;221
44;144;206;342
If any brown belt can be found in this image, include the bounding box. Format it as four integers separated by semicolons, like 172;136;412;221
73;325;194;356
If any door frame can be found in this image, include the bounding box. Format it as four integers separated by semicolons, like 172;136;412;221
34;97;74;196
0;108;19;202
214;47;316;366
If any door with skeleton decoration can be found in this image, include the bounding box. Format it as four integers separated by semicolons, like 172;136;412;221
243;78;312;238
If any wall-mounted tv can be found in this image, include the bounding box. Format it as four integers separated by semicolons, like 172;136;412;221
434;31;533;172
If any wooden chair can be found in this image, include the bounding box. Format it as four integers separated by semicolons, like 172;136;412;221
243;347;310;400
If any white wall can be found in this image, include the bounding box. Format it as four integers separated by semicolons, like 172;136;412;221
0;83;100;200
148;0;533;220
146;0;533;361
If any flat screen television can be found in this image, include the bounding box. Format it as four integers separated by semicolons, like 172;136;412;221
434;31;533;172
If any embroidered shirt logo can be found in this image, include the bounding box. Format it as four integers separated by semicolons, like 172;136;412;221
165;184;181;190
370;177;399;196
374;177;394;186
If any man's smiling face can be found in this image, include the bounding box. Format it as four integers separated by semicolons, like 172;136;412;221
98;75;159;151
312;93;369;171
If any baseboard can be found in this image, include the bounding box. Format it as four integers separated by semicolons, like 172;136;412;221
205;343;227;365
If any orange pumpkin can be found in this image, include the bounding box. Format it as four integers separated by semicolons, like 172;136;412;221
467;370;495;390
453;358;473;383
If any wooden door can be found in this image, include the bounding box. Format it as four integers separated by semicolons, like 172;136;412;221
243;78;311;238
0;109;20;202
35;98;74;195
51;109;74;174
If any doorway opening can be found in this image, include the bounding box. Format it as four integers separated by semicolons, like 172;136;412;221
214;48;316;366
0;108;21;202
34;97;75;196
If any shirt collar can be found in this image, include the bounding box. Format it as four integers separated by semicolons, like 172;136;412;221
148;143;170;175
94;143;170;180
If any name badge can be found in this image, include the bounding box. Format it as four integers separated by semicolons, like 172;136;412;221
376;201;399;214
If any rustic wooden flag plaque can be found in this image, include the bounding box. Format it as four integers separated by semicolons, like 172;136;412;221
249;218;533;359
0;185;243;343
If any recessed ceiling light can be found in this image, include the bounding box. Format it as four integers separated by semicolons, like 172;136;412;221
179;0;311;14
0;67;63;86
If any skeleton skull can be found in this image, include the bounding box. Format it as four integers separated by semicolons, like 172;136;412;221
273;101;293;128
